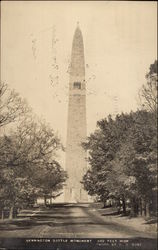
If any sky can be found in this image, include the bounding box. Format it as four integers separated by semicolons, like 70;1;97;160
1;1;157;149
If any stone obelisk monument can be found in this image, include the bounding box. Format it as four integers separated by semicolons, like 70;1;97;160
65;25;88;203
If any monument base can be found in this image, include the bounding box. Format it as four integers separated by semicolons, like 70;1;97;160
64;187;89;203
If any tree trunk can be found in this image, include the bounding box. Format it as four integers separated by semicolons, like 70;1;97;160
9;206;14;220
44;196;47;206
135;199;139;215
50;198;52;205
142;199;146;216
103;200;106;208
130;198;138;217
1;210;4;220
117;199;121;214
146;202;150;218
122;197;126;215
139;198;143;216
130;204;134;217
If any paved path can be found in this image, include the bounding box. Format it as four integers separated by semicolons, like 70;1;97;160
0;203;156;238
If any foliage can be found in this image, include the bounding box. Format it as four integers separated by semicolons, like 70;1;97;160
139;60;157;112
82;110;157;216
0;82;31;127
0;83;67;217
82;61;157;216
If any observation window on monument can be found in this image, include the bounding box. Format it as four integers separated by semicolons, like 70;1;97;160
73;82;81;89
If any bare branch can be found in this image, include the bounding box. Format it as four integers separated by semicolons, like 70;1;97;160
139;62;157;112
0;81;31;127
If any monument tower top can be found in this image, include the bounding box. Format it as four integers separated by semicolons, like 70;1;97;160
70;25;85;92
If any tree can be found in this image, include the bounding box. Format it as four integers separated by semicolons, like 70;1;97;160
0;111;67;218
82;168;110;206
123;111;157;216
0;81;31;128
0;82;67;219
82;114;130;209
33;161;67;205
82;110;157;217
139;60;157;112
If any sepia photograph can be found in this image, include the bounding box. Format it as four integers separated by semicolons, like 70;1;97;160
0;1;157;249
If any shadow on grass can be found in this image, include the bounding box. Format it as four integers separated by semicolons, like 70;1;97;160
0;217;112;231
144;218;157;225
18;211;72;217
29;215;88;220
101;208;130;217
119;211;130;217
101;211;120;216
